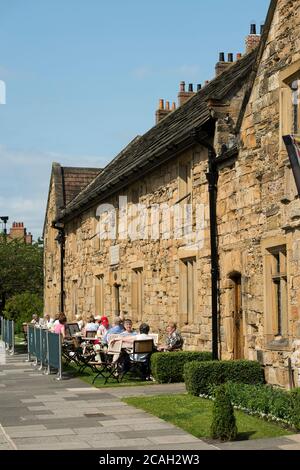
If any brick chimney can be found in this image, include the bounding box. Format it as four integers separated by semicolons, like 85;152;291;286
9;222;26;241
25;232;33;245
215;52;236;77
8;222;32;244
178;81;197;106
245;23;261;53
155;99;176;124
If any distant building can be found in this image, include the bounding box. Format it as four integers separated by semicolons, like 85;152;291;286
8;222;33;245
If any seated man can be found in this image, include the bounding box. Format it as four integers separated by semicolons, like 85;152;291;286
103;317;124;344
158;321;183;352
115;323;153;379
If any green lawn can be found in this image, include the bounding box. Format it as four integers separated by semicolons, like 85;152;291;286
62;360;155;389
123;394;295;441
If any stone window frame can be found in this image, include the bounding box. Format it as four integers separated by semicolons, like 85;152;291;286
279;61;300;203
179;251;197;326
280;60;300;144
131;261;144;323
94;273;105;315
177;153;193;203
262;236;290;351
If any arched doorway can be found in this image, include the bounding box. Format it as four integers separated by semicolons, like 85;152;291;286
230;273;244;360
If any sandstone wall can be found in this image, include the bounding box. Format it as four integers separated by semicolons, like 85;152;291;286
218;0;300;386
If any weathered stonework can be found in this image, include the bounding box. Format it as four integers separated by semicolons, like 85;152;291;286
44;0;300;388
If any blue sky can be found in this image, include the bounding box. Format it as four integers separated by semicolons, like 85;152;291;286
0;0;270;239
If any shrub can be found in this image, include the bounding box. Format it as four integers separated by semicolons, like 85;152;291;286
150;351;212;383
210;384;237;441
3;292;43;333
213;382;300;430
184;360;264;395
290;388;300;430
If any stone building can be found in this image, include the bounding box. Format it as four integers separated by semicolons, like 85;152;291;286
43;164;101;317
8;222;33;244
44;0;300;387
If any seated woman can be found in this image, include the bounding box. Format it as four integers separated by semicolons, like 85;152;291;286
96;316;110;339
53;313;67;340
75;314;85;331
83;316;99;335
157;321;183;352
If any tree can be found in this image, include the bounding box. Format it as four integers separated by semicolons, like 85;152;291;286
0;235;43;312
4;292;43;332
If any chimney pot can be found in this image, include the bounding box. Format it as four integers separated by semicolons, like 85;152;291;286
197;84;202;91
250;23;256;35
165;101;170;111
180;81;185;92
219;52;225;62
228;53;233;62
188;83;193;92
172;102;176;111
159;99;164;110
236;53;242;60
260;24;264;35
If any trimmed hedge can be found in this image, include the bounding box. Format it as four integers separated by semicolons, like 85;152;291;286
220;382;300;430
150;351;212;383
184;360;264;395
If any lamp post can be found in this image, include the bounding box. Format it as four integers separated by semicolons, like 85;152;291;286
0;216;9;242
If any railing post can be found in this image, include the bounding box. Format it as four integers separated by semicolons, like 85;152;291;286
33;327;38;367
38;328;43;370
45;330;50;375
26;324;31;362
9;320;15;355
56;335;62;381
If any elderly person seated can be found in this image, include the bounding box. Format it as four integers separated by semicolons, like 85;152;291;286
30;314;39;325
103;317;124;344
113;323;153;380
83;316;99;335
119;319;137;337
39;314;54;329
157;321;183;352
75;314;85;331
96;316;110;339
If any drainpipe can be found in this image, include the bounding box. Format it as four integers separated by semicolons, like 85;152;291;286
206;148;219;361
192;133;219;360
54;225;65;314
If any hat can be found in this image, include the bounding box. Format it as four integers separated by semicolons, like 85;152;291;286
101;316;109;327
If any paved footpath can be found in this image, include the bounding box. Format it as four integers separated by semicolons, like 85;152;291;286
0;344;299;451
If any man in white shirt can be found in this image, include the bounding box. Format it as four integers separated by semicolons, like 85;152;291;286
116;323;153;379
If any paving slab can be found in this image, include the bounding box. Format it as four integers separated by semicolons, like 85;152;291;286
1;347;298;451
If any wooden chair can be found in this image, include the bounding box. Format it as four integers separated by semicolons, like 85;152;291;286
85;330;97;339
65;322;80;338
121;339;154;381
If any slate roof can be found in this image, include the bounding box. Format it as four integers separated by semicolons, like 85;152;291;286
43;164;101;235
61;167;101;206
58;49;257;222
